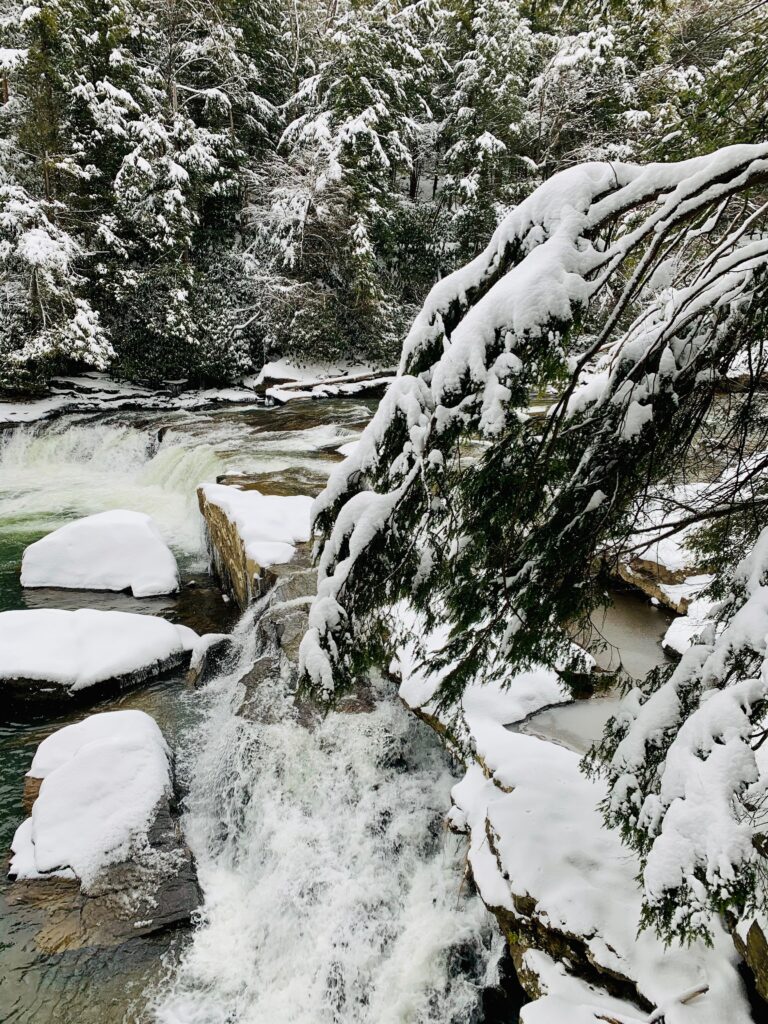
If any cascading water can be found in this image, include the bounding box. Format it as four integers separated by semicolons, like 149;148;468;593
152;606;500;1024
0;401;507;1024
0;419;224;562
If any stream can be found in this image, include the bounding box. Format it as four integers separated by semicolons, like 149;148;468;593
0;400;676;1023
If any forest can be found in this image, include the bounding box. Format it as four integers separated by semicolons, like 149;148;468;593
1;0;763;388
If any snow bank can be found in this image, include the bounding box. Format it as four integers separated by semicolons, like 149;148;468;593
200;483;313;569
0;608;199;692
21;509;180;597
396;617;752;1023
253;358;387;386
450;729;749;1023
663;597;718;657
10;710;171;887
0;372;261;426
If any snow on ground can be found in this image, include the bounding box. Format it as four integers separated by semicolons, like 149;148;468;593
9;710;171;887
265;373;397;405
0;372;262;427
21;510;180;597
253;358;388;386
200;483;313;569
396;613;752;1024
0;608;199;691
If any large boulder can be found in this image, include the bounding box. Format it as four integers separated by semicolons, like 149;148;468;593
8;710;200;948
198;483;312;608
0;608;201;709
21;510;179;597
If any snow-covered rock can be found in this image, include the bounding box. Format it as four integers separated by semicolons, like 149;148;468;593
198;483;313;608
11;710;171;884
9;710;200;945
0;608;200;705
253;357;388;387
265;371;396;405
21;510;180;597
252;357;396;404
662;597;718;658
616;485;714;613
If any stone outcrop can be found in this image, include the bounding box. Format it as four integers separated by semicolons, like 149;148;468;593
0;651;192;711
616;559;711;614
9;711;201;951
198;485;259;608
9;796;200;951
0;608;201;711
197;484;313;610
235;555;317;720
732;918;768;1006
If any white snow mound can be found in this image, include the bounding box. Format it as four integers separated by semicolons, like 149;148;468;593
10;710;171;886
0;608;199;691
21;509;180;597
200;483;313;569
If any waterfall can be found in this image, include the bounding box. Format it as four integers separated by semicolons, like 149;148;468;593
0;420;225;561
153;606;498;1024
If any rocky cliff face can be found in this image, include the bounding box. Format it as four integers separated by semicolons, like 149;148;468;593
198;486;262;609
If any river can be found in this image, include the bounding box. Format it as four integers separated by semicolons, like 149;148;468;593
0;399;676;1024
0;401;502;1024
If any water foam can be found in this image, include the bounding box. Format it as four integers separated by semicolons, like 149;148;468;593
153;610;496;1024
0;421;224;559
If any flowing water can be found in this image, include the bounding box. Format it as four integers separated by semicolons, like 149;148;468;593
152;610;500;1024
0;399;676;1023
0;400;507;1024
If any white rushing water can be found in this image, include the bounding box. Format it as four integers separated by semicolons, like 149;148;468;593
153;609;497;1024
0;419;223;561
0;407;368;567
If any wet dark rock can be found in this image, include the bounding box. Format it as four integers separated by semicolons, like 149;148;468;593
0;652;192;714
733;919;768;1011
8;795;200;952
188;635;235;687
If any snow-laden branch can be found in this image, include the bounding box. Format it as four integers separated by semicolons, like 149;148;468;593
301;143;768;709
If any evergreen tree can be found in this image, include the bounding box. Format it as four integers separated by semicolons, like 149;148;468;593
299;142;768;941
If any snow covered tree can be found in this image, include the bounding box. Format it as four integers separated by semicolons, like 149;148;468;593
257;0;441;362
0;0;115;386
299;143;768;936
643;0;768;161
439;0;533;257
